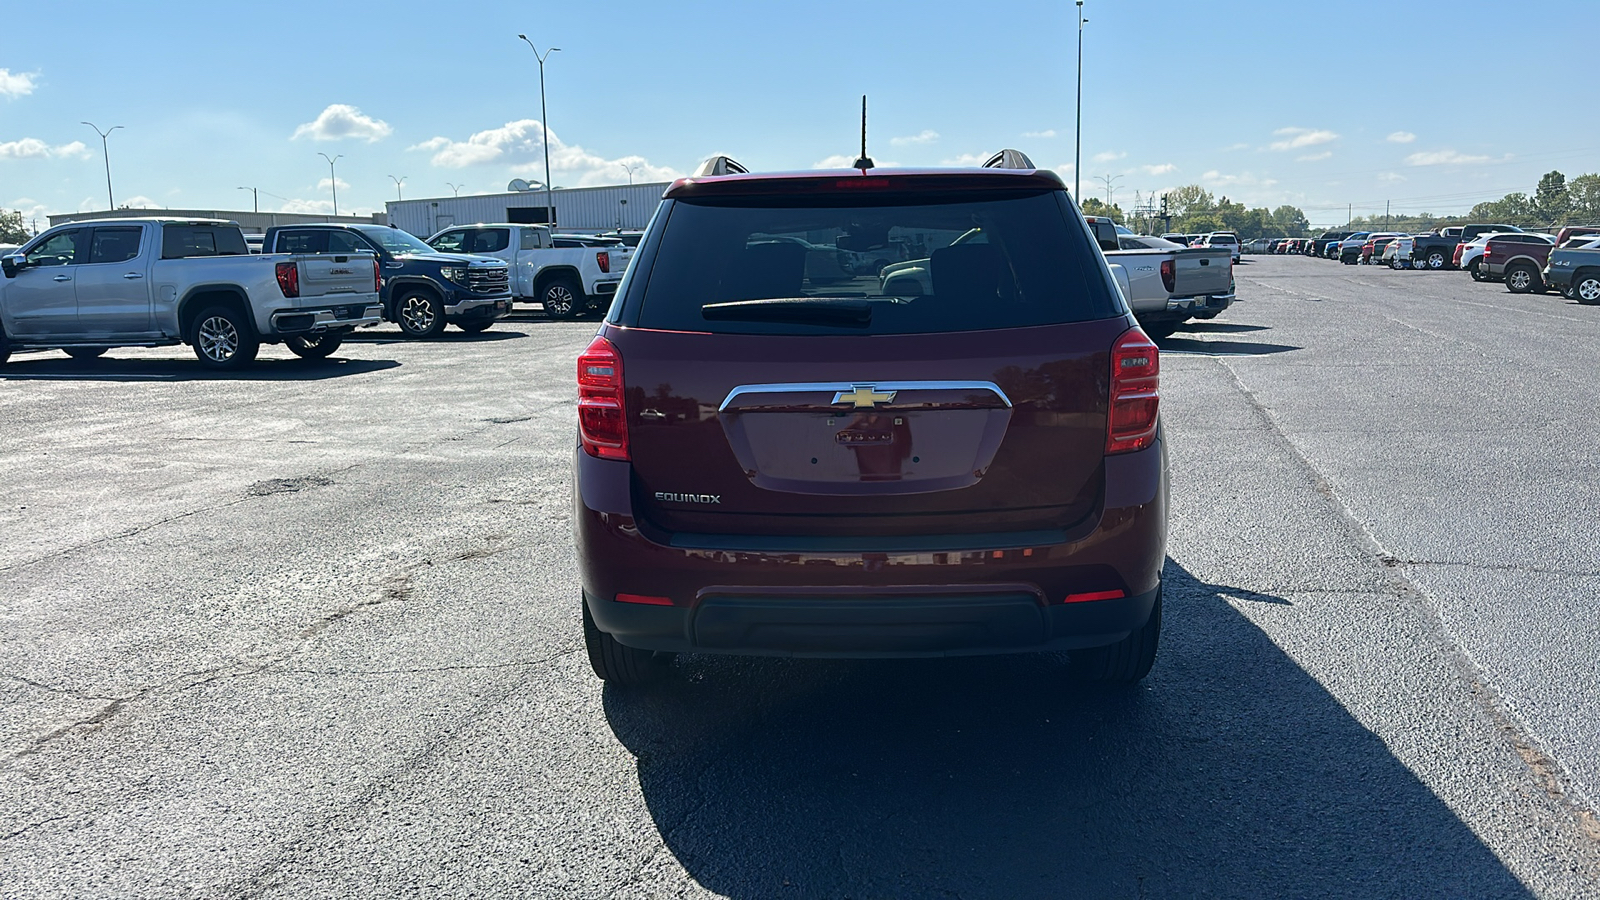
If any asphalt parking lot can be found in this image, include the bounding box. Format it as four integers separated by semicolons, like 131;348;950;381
3;259;1600;898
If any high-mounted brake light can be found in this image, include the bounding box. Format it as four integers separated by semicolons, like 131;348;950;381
596;251;611;274
834;178;892;189
275;261;299;298
1106;327;1160;455
577;335;629;461
1159;258;1175;293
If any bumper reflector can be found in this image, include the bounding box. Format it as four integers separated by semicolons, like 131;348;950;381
616;593;674;606
1062;589;1126;604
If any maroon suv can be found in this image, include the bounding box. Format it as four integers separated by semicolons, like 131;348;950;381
574;153;1168;685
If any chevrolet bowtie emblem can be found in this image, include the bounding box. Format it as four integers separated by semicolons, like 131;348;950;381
834;385;897;408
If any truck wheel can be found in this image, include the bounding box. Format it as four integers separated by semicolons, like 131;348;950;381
540;277;583;320
582;598;669;685
1576;273;1600;305
191;305;259;370
1069;588;1162;684
1505;265;1541;294
1426;250;1447;270
285;333;343;359
456;320;494;334
397;290;446;339
64;347;108;360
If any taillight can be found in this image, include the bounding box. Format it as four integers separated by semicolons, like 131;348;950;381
596;251;610;274
373;257;381;292
1107;327;1160;455
1483;244;1495;261
275;261;299;298
577;335;628;460
1159;258;1175;293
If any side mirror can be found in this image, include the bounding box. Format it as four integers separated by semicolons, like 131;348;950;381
1;254;22;279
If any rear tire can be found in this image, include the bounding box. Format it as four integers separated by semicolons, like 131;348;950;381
1468;259;1485;281
540;276;584;320
1576;272;1600;305
1069;588;1162;684
583;598;669;685
190;305;259;371
1505;265;1541;294
285;333;343;359
1426;250;1447;270
64;347;108;360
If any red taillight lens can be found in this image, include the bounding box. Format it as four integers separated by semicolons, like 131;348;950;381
275;261;299;298
1159;258;1175;293
373;257;381;292
1107;327;1160;455
577;335;629;460
596;251;610;274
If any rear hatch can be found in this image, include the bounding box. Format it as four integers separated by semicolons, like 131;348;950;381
609;176;1126;539
1168;248;1232;297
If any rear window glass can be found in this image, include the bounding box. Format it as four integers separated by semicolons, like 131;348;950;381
162;225;247;258
635;191;1116;335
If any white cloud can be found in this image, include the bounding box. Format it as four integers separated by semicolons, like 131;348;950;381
1296;151;1333;162
941;152;990;167
9;198;49;225
412;119;683;187
1224;142;1250;151
1023;129;1057;139
0;138;90;160
1142;163;1176;176
1201;170;1278;189
292;104;393;143
316;177;352;192
812;154;858;168
1387;131;1417;144
0;69;37;99
890;130;939;146
1404;149;1490;166
277;198;334;215
120;195;159;209
1268;127;1338;151
1092;150;1126;163
1378;172;1406;183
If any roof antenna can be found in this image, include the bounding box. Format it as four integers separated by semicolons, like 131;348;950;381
852;95;874;170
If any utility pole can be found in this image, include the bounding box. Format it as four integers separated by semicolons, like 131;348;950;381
517;35;561;227
1385;199;1390;231
1095;173;1124;208
1348;203;1352;227
389;175;406;201
318;152;343;216
237;186;259;213
81;121;123;210
1074;0;1086;203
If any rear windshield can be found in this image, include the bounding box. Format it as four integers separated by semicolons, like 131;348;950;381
635;191;1117;335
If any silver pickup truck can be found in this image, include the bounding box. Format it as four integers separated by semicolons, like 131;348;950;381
0;218;382;370
1091;222;1234;338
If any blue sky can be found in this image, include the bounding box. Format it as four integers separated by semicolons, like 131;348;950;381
3;0;1596;228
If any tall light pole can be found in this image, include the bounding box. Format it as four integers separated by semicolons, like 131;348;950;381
318;152;343;216
236;186;259;213
82;121;123;210
446;182;462;197
516;34;560;228
620;162;636;186
389;174;406;201
1074;1;1086;204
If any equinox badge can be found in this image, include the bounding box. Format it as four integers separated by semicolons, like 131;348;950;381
833;384;897;409
655;492;721;504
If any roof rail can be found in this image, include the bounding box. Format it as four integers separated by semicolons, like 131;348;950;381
693;155;750;177
981;149;1036;170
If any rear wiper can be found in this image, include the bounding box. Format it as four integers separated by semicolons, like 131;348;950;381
701;297;872;326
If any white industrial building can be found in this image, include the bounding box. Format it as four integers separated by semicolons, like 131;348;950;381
386;182;671;238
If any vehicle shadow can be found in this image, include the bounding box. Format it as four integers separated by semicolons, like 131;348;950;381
0;355;400;382
1156;333;1301;356
1178;322;1270;334
341;329;530;345
601;561;1528;898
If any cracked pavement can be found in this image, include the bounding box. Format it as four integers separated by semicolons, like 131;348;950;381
1;269;1599;897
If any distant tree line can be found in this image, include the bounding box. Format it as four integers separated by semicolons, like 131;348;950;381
0;209;30;244
1083;186;1312;238
1346;171;1599;234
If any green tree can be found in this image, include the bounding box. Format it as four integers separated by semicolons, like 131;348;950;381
0;209;29;244
1164;184;1214;217
1535;170;1569;224
1568;174;1600;225
1080;197;1124;221
1270;205;1310;237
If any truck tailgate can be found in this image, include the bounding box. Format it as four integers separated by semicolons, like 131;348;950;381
295;253;377;298
1170;248;1232;297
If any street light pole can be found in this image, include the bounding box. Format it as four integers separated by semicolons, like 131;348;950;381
517;35;560;228
1075;1;1086;204
447;182;462;197
82;121;123;210
236;186;259;213
389;175;406;201
620;162;636;186
318;152;343;216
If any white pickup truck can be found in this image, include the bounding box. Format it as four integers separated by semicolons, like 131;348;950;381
0;218;382;370
425;223;633;319
1090;220;1234;339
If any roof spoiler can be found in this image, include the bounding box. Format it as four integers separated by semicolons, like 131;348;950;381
981;149;1036;170
692;155;749;177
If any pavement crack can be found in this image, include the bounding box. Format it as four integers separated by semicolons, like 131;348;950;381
1394;558;1600;579
1;673;123;701
2;814;68;842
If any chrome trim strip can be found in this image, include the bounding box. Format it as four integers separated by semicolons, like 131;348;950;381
719;380;1012;412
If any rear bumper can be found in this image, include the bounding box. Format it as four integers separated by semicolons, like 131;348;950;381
574;437;1168;658
269;303;383;335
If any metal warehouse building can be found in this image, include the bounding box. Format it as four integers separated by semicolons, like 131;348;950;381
386;183;671;238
